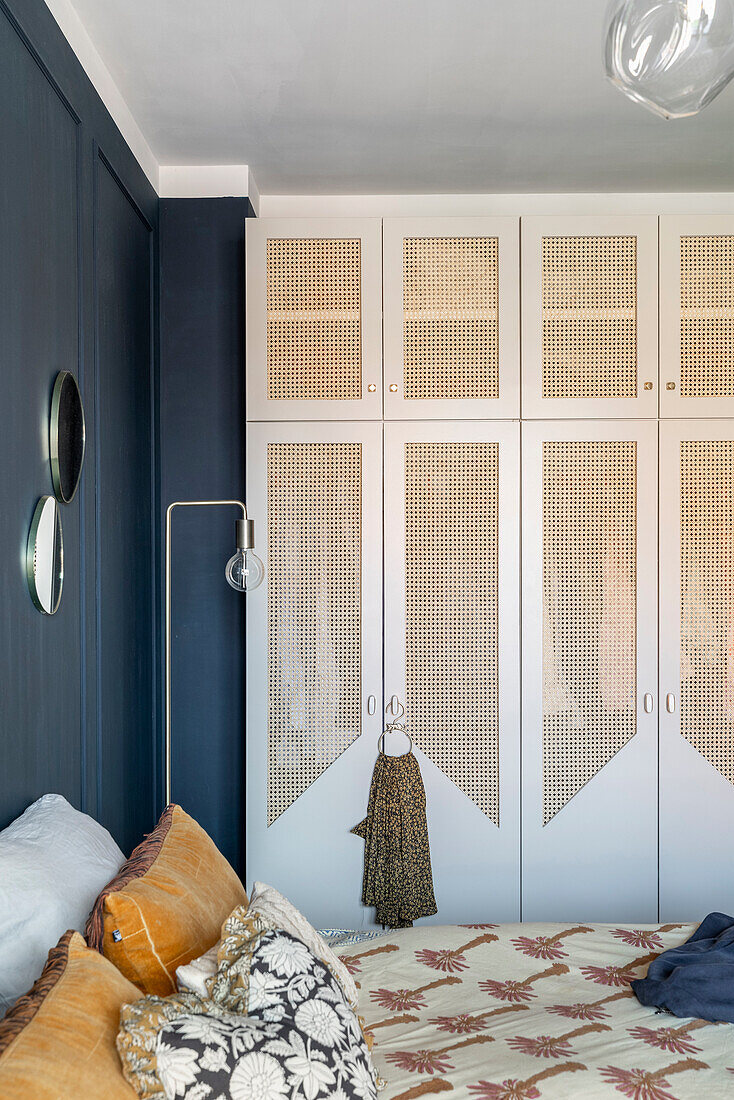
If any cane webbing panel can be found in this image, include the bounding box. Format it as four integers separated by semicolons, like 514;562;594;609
542;441;637;824
404;442;499;821
402;237;500;400
680;236;734;398
267;442;362;824
680;440;734;782
542;236;638;400
266;238;362;401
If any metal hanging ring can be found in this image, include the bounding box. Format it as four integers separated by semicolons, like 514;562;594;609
378;723;413;756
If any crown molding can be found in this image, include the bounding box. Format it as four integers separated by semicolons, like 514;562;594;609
43;0;158;189
158;165;260;211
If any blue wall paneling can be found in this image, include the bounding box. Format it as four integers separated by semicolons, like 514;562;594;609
159;198;253;873
0;0;159;852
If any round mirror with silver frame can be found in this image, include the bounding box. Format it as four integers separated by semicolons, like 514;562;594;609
26;496;64;615
50;371;85;504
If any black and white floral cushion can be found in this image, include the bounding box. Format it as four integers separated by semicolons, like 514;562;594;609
118;929;380;1100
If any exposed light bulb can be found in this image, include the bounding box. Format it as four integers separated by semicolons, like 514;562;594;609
604;0;734;118
225;516;264;592
225;547;264;592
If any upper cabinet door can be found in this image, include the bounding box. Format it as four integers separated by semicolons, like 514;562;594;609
522;216;658;419
246;219;383;421
660;216;734;418
383;217;520;419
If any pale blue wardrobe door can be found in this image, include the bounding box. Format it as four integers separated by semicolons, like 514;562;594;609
522;420;659;921
245;421;383;928
659;421;734;920
383;421;521;922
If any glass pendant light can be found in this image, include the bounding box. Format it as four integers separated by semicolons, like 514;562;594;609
225;518;264;592
604;0;734;118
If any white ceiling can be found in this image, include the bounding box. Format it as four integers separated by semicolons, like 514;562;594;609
65;0;734;194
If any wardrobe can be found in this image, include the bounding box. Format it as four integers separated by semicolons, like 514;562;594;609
244;211;734;928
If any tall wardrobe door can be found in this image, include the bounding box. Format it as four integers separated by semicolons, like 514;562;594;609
245;422;383;927
660;217;734;418
383;218;520;419
660;421;734;919
384;421;520;921
522;421;658;920
522;216;658;419
245;219;382;421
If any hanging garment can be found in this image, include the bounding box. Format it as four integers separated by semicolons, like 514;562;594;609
352;751;437;929
598;524;636;712
542;561;576;719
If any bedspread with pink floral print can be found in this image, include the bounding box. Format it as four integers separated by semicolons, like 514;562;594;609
337;921;734;1100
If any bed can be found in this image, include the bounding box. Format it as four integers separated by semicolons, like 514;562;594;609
327;922;734;1100
2;799;734;1099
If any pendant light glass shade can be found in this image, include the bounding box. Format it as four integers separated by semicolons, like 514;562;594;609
604;0;734;118
225;547;264;592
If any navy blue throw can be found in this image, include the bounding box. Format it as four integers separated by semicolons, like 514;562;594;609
632;912;734;1022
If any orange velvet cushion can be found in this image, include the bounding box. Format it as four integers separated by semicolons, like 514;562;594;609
0;931;140;1099
85;804;247;995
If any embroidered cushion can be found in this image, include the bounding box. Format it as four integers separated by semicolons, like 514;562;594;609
177;881;358;1011
86;805;247;995
116;992;239;1099
118;930;379;1100
0;930;140;1098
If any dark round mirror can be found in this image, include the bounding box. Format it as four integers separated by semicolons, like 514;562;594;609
50;371;85;503
26;496;64;614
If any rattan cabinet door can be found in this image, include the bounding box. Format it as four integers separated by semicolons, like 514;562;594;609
522;216;658;419
660;421;734;918
246;219;382;421
245;421;383;927
660;217;734;418
522;420;658;920
383;217;520;419
384;421;520;921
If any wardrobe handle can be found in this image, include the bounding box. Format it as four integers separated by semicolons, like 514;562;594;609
389;694;400;717
666;693;676;714
367;695;376;716
643;693;654;714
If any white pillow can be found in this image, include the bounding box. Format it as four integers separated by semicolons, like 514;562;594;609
176;881;359;1009
0;793;125;1016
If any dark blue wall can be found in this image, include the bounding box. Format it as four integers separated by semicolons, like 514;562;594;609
159;198;252;873
0;0;159;854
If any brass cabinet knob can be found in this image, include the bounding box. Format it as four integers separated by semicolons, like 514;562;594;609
367;383;377;392
643;381;653;391
666;381;676;390
389;383;398;393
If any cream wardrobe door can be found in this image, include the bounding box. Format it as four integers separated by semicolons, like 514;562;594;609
660;421;734;919
246;219;383;421
660;217;734;417
522;421;658;920
383;218;519;419
384;421;520;921
522;216;658;419
245;421;383;927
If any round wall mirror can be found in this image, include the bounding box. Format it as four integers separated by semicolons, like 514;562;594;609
26;496;64;615
50;371;85;503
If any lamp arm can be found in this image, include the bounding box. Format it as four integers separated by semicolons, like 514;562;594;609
164;500;248;806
